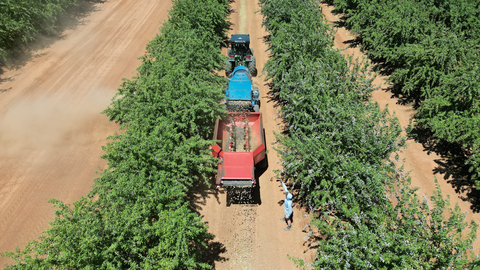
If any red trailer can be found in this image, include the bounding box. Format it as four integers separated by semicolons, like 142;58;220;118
212;112;266;189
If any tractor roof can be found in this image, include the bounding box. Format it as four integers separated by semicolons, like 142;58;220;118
231;34;250;44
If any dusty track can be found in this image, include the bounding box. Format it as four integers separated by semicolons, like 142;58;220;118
320;4;480;253
0;0;172;267
5;1;463;269
195;0;316;269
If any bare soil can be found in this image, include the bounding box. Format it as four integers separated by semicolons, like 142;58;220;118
0;0;172;267
4;1;466;269
320;3;480;254
194;0;317;269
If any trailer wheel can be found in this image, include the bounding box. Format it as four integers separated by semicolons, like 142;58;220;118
226;187;231;207
248;56;257;77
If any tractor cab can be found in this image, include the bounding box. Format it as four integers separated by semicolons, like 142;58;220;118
233;43;248;55
225;34;257;77
231;34;250;55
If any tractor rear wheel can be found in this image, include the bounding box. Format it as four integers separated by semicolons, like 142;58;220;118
225;60;233;77
248;56;257;77
225;48;234;76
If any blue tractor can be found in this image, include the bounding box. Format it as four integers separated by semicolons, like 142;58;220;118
225;66;260;112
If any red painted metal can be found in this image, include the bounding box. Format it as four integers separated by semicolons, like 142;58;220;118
253;143;266;165
221;152;254;180
212;112;266;188
212;144;222;158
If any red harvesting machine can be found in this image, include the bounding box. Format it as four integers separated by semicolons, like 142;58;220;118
211;112;266;189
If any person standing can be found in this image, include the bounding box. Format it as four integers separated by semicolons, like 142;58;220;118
277;179;293;231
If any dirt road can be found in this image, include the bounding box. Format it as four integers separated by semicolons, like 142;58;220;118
320;4;480;253
5;1;464;269
0;0;172;267
195;1;316;269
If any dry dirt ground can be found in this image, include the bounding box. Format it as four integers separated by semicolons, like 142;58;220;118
199;1;480;269
195;0;317;269
0;0;172;267
0;0;316;268
3;0;474;269
320;3;480;254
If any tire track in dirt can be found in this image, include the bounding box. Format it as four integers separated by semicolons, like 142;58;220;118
221;205;257;269
320;3;480;253
238;0;247;34
196;1;316;269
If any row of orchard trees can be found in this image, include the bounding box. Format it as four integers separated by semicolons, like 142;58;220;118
332;0;480;187
259;0;479;268
0;0;95;61
2;0;229;268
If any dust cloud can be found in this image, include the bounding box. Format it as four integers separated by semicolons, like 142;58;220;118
0;89;117;159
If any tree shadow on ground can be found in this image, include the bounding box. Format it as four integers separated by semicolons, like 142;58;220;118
197;239;228;268
382;84;423;109
263;77;291;136
187;178;227;267
321;1;480;213
0;68;15;93
261;18;333;262
302;215;329;251
410;126;480;213
320;0;425;107
188;176;222;212
260;34;280;109
0;0;106;73
221;0;237;48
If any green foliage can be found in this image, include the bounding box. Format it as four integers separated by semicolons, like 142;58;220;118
2;0;229;268
260;0;401;216
314;178;477;269
0;0;88;61
260;0;477;268
3;199;213;269
332;0;480;184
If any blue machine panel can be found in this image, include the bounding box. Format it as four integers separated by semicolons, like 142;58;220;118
227;66;252;100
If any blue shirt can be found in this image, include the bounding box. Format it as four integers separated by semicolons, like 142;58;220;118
282;182;293;218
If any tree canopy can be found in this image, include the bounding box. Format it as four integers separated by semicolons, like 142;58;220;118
2;0;229;268
259;0;478;268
